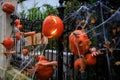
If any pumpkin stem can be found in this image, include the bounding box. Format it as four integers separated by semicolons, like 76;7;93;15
73;32;79;38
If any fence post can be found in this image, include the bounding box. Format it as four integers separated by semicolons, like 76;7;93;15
57;0;65;80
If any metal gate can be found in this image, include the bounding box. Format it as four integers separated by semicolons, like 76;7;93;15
9;1;120;80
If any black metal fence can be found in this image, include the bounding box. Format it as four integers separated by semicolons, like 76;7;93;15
9;1;120;80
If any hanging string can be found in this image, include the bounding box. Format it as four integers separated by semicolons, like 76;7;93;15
73;33;86;73
12;57;33;80
12;42;47;80
100;2;107;42
12;31;47;80
63;11;78;23
87;6;120;43
31;66;38;79
115;37;120;48
63;1;118;33
73;35;81;58
100;2;112;80
9;1;120;80
63;3;90;25
85;8;119;35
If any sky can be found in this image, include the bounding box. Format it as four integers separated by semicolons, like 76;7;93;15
17;0;59;12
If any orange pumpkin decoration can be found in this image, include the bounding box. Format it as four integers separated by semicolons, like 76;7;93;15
74;58;87;71
2;37;14;50
35;55;47;62
22;49;29;56
85;53;97;66
16;24;23;30
35;60;54;80
14;19;20;26
69;30;91;56
15;32;21;40
38;55;47;61
2;2;15;14
42;15;64;38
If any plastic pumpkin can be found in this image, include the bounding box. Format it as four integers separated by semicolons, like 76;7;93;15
35;55;47;62
37;55;47;61
22;49;29;56
15;32;21;40
2;37;14;50
14;19;20;26
74;58;87;71
35;60;54;80
69;30;91;56
85;53;97;66
42;15;64;38
2;2;15;14
16;24;23;30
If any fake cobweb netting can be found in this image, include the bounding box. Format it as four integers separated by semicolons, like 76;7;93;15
11;1;120;80
63;1;120;49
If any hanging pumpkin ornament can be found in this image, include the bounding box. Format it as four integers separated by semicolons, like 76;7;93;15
15;32;21;40
74;58;87;72
14;19;20;26
69;30;91;56
35;59;54;80
2;37;14;50
42;15;64;38
85;53;97;66
16;24;23;30
22;49;29;56
2;2;15;14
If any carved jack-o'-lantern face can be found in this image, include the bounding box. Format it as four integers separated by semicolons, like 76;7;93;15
42;15;64;38
69;30;91;55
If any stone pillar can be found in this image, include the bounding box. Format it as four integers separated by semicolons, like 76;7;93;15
0;0;18;79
